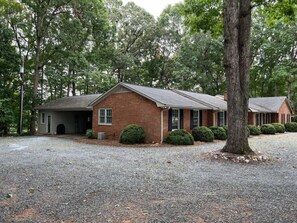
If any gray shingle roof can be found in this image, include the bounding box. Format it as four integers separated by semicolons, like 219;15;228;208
35;94;101;111
174;90;227;110
249;96;288;113
122;83;211;109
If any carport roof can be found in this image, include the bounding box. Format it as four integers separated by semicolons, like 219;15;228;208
35;94;102;111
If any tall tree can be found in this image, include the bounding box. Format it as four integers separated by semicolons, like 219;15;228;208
183;0;296;154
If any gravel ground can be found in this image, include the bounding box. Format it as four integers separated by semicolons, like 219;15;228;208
0;133;297;223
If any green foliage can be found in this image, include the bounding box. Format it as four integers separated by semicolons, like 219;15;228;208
120;124;146;144
0;99;14;135
284;122;297;132
248;125;261;135
260;124;276;135
272;123;285;133
222;125;228;135
292;116;297;122
192;126;214;142
209;126;227;140
86;129;95;139
165;129;194;145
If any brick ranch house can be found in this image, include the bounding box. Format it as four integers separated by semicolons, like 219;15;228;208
36;83;293;143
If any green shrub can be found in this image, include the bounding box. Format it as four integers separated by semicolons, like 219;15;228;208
284;122;297;132
222;125;228;136
260;124;276;135
165;129;194;145
291;116;297;122
209;126;227;140
272;123;285;133
120;124;145;144
248;125;261;135
86;129;95;139
192;126;214;142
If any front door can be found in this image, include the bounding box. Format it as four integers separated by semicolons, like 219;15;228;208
47;115;51;133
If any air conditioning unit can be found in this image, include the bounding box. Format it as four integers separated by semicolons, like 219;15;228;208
97;132;106;140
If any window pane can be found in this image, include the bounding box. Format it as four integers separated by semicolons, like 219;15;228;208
107;109;112;117
100;117;105;123
106;117;112;124
100;109;105;117
193;110;199;128
218;112;224;127
172;109;179;129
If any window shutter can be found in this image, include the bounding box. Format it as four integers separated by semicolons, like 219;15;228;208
199;110;203;126
190;110;194;129
180;109;184;129
168;109;172;131
224;111;227;125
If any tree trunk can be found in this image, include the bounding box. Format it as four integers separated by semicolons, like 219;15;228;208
221;0;254;155
30;37;41;134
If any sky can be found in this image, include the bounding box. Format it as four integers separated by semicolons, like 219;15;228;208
122;0;182;18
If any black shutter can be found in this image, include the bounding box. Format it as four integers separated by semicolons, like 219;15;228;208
190;110;194;129
180;109;184;129
199;110;203;126
224;111;227;126
168;109;172;131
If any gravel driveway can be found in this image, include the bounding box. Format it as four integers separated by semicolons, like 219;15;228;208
0;133;297;223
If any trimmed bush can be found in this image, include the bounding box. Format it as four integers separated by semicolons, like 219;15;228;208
284;122;297;132
222;125;228;136
192;126;214;142
272;123;285;133
248;125;261;135
209;126;227;140
120;124;145;144
165;129;194;145
260;124;276;135
86;129;95;139
291;116;297;122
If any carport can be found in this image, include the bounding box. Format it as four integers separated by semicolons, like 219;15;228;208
35;94;101;135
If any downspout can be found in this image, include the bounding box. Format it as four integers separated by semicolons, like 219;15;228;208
161;107;170;144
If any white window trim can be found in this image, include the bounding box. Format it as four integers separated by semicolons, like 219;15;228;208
98;108;112;125
41;112;45;124
171;108;180;131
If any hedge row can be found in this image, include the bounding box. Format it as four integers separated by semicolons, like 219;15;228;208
90;122;297;145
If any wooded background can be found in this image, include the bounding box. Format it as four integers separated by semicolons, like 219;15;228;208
0;0;296;134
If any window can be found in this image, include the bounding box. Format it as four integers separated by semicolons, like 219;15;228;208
41;113;45;124
256;113;260;126
99;108;112;125
193;110;200;128
281;114;285;124
218;112;224;127
171;109;179;130
287;114;291;123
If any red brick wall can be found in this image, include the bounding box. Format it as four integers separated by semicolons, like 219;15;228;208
248;112;255;125
278;101;292;123
207;110;214;126
92;92;162;143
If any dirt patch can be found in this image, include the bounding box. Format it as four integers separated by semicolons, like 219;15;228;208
5;208;37;222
